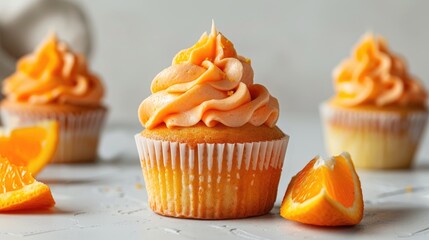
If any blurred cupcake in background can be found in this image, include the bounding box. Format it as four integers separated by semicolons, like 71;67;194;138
0;33;107;163
320;33;427;169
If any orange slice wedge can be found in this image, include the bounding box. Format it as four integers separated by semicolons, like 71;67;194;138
0;121;59;176
280;152;363;226
0;156;55;211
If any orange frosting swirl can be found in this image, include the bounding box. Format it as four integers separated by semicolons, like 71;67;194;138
332;33;427;107
2;33;104;106
139;24;279;129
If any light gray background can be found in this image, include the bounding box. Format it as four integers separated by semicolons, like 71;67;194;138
6;0;429;125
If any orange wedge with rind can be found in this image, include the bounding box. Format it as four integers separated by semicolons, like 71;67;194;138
0;121;59;176
0;156;55;211
280;152;363;226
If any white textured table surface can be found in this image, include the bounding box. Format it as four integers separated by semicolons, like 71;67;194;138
1;114;429;240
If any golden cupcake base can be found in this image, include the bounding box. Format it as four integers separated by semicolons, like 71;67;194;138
320;102;428;169
135;134;288;219
0;101;107;163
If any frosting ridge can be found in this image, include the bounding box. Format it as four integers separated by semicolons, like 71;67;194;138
139;24;279;129
332;33;427;107
2;33;104;106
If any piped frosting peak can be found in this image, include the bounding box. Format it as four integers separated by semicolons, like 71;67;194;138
332;33;426;107
139;23;279;129
3;33;104;106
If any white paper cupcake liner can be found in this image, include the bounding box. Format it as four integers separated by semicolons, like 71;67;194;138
1;108;107;163
135;134;289;219
320;103;428;169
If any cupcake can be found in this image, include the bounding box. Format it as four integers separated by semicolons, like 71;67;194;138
1;33;107;163
320;33;428;169
135;23;288;219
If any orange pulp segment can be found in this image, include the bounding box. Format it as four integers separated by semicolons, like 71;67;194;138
280;152;363;226
0;121;59;176
0;156;55;211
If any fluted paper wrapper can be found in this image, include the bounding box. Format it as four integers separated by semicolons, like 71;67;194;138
320;103;428;169
1;107;107;163
135;134;289;219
